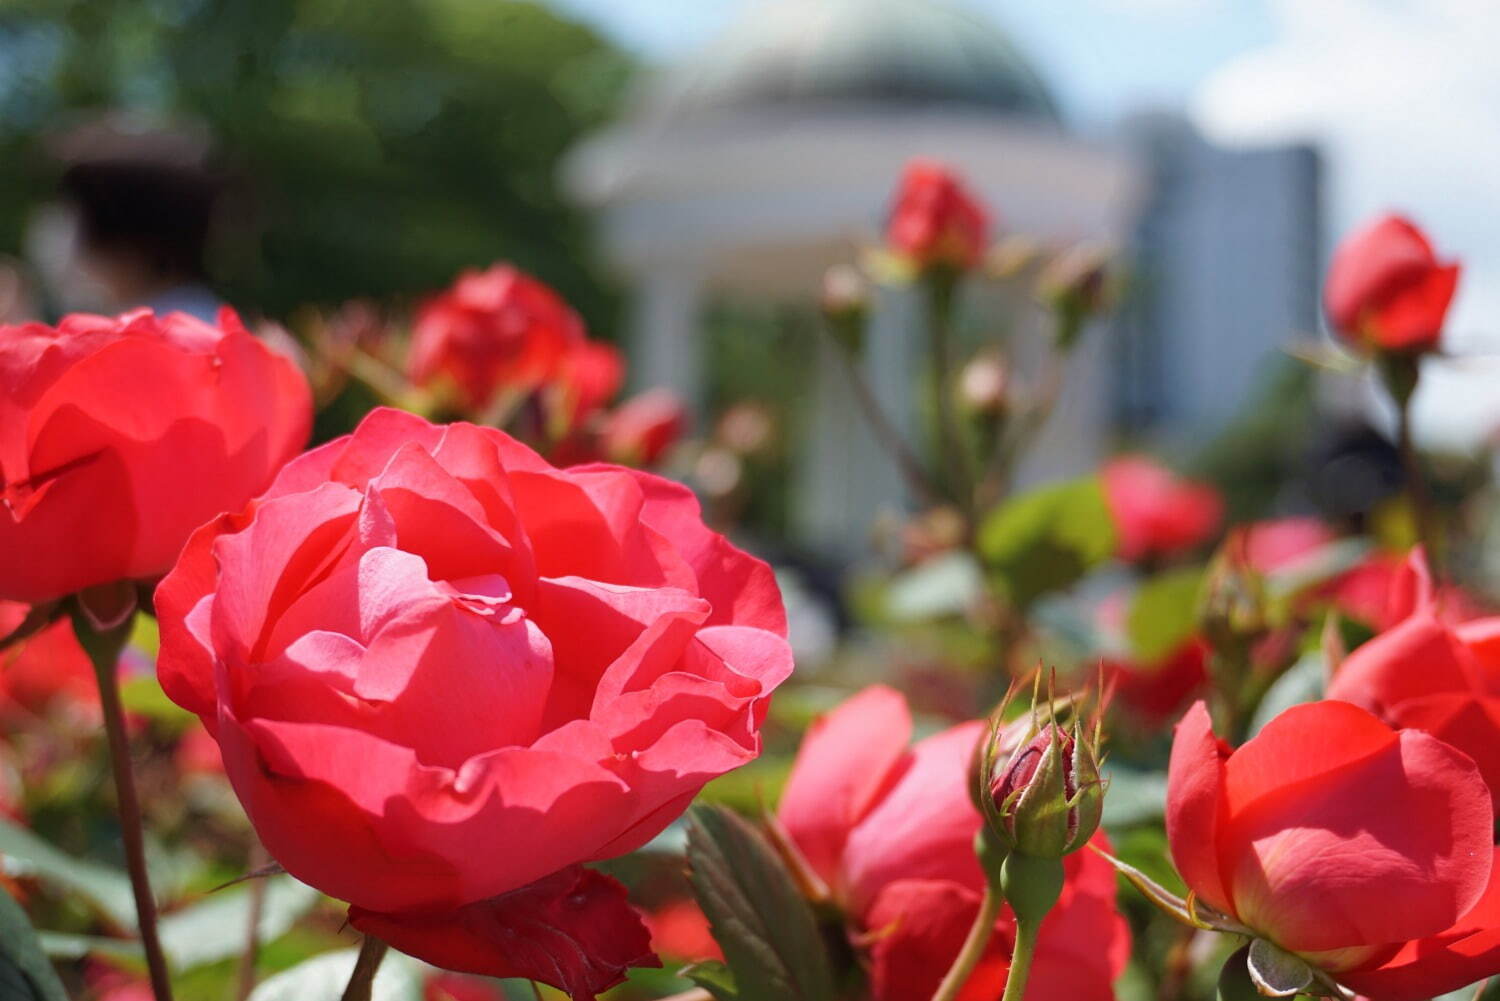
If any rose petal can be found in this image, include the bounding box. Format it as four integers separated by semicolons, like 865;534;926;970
349;865;658;1001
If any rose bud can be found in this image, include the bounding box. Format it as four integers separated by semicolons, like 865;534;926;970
602;389;687;467
1325;214;1459;355
154;407;792;1000
777;686;1130;1001
956;352;1009;418
886;160;990;274
820;263;870;353
1038;242;1116;349
0;309;311;605
987;721;1104;860
1167;700;1500;1001
407;263;586;414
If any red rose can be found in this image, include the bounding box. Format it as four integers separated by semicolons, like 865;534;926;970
154;407;790;999
1329;550;1500;810
603;389;687;467
777;687;1129;1001
887;161;990;273
0;309;311;604
0;600;96;720
1168;699;1500;1000
408;264;586;413
1100;456;1223;562
551;340;624;433
1324;214;1459;353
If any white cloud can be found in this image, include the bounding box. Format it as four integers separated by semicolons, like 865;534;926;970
1192;0;1500;450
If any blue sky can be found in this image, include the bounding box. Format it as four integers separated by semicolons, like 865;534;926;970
548;0;1279;125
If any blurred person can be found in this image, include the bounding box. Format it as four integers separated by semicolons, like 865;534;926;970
32;118;225;320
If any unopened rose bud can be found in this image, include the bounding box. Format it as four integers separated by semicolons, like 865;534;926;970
988;721;1103;859
821;264;869;353
1197;530;1270;653
1039;242;1117;349
957;353;1009;417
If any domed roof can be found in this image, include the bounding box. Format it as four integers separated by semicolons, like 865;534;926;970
640;0;1060;122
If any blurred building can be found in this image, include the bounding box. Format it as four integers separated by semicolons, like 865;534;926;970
564;0;1320;557
1115;114;1322;436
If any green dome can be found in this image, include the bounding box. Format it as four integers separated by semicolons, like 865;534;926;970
643;0;1060;122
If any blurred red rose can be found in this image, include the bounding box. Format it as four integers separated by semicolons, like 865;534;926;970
604;389;687;467
1168;700;1500;1000
155;407;790;999
1093;593;1207;728
551;340;624;433
1100;456;1222;562
0;600;96;720
1326;549;1486;631
0;309;310;604
887;161;990;272
1325;214;1459;353
1329;550;1500;811
645;898;723;962
408;264;586;413
424;972;505;1001
777;686;1129;1001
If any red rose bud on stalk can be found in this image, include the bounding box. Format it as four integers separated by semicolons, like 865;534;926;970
407;263;586;415
1325;214;1459;355
985;721;1104;861
886;160;990;274
155;408;792;1000
1037;242;1116;350
1153;699;1500;1001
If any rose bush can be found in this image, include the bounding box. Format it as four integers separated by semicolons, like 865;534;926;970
155;406;792;998
777;686;1129;1001
1168;699;1500;1000
0;308;310;604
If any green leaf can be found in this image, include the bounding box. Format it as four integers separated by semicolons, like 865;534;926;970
0;890;70;1001
1247;652;1326;738
159;876;322;969
0;817;138;929
683;960;741;1001
1100;765;1167;829
884;552;984;622
686;805;837;1001
1126;568;1204;663
119;675;195;728
977;478;1116;608
247;947;422;1001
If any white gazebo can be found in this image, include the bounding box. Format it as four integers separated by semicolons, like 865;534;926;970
563;0;1143;556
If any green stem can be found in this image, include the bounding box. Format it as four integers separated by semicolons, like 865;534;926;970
928;878;1003;1001
1000;916;1041;1001
340;936;390;1001
926;276;973;513
75;612;175;1001
1396;389;1443;578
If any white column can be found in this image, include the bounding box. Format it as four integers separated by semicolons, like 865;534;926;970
796;284;919;556
631;265;705;414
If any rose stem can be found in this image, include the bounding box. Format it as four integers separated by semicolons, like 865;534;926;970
340;935;390;1001
928;879;1002;1001
235;840;271;1001
76;612;175;1001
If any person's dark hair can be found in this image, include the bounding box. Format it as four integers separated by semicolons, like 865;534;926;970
60;159;219;282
